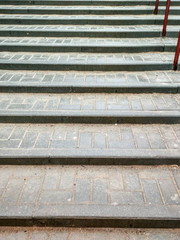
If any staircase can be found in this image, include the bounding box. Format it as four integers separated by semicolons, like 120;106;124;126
0;0;180;238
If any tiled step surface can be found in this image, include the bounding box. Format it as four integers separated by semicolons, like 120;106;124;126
0;124;179;164
0;93;179;124
0;6;180;15
0;14;179;25
0;165;179;227
0;0;179;231
0;25;178;38
0;228;180;239
0;52;177;71
0;37;177;53
0;70;179;94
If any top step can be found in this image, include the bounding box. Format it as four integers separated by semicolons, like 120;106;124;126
1;0;180;6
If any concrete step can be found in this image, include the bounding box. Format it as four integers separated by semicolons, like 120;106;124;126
0;165;179;227
0;93;179;124
0;123;179;164
0;25;180;40
0;6;180;15
0;228;180;239
0;0;180;6
0;70;179;94
0;14;179;25
0;37;177;53
0;25;179;38
0;52;177;71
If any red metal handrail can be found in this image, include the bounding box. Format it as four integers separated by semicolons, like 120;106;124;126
154;0;171;37
173;31;180;70
154;0;179;70
162;0;171;37
154;0;159;14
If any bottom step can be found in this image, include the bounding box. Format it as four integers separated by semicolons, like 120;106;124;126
0;165;179;227
0;227;180;239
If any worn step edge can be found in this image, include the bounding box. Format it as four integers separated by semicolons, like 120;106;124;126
0;205;179;228
0;83;179;94
0;44;176;53
0;111;179;124
0;62;174;71
0;149;179;165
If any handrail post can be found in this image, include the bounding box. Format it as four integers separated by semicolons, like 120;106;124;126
173;31;180;71
162;0;171;37
154;0;159;14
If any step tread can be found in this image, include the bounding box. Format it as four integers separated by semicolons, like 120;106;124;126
0;228;180;239
0;24;179;31
0;70;179;94
0;123;179;153
0;93;179;112
0;70;179;85
0;52;175;64
0;165;179;223
0;37;177;46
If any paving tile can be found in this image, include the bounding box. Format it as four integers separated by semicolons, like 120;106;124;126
158;179;180;205
110;191;144;205
75;178;91;203
42;167;60;190
20;132;38;148
20;178;42;204
142;179;163;205
38;191;73;204
59;168;75;190
124;169;141;191
93;179;108;204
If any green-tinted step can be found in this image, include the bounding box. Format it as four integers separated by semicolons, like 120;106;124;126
0;52;176;71
0;25;179;38
0;93;179;124
0;37;177;53
0;70;179;94
0;165;180;227
0;6;179;15
0;15;179;25
0;0;180;6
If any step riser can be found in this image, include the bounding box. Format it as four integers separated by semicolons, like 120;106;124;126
0;45;176;53
0;31;178;38
0;85;178;94
0;218;179;228
0;115;179;124
0;19;179;25
0;63;173;71
0;157;180;166
1;9;180;15
1;1;180;6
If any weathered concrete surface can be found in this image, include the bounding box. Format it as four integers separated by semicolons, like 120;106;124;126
0;165;179;227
